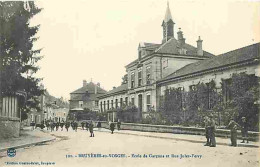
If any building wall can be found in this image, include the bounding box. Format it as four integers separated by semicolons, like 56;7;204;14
158;64;259;97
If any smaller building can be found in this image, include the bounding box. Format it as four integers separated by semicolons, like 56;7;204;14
69;80;107;112
97;84;128;121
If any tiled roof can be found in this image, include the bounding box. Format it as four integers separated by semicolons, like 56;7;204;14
159;43;260;83
155;38;215;58
97;84;128;99
70;82;107;94
70;93;101;101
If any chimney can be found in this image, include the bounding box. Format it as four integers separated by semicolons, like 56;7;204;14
97;82;100;87
83;80;87;87
113;86;116;89
196;36;203;56
177;28;185;45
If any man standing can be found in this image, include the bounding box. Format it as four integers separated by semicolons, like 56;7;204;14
65;121;70;132
204;116;210;146
227;118;239;147
89;121;94;137
241;117;249;143
81;121;85;130
208;114;216;147
110;122;115;134
74;121;78;132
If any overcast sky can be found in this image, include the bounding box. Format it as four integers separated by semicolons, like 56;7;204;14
30;0;260;100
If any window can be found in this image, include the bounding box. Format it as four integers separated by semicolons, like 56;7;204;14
146;95;151;111
125;97;128;106
103;101;106;111
111;100;113;109
100;102;103;112
107;100;110;110
163;59;168;69
79;101;83;108
131;72;135;88
120;98;123;108
138;68;142;86
131;98;135;106
146;66;151;85
95;101;99;107
115;99;118;108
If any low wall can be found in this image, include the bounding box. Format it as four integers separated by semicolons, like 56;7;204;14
97;121;259;141
0;116;20;139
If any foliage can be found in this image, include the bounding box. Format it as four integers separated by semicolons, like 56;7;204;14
0;2;43;114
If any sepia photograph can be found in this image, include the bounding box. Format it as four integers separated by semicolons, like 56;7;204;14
0;0;259;167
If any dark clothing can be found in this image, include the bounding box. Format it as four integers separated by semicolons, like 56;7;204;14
228;121;239;146
241;122;249;138
110;123;115;134
208;119;216;147
65;122;70;132
89;123;94;137
204;120;210;146
81;122;85;130
74;122;78;132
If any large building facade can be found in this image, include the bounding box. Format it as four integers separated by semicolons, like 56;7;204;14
97;3;222;120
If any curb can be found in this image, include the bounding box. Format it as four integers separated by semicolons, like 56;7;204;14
95;129;259;148
0;138;56;153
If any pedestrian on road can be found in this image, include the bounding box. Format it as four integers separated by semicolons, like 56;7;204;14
97;121;101;131
55;122;59;131
208;114;216;147
60;120;65;131
65;121;70;132
71;121;75;130
81;121;85;130
241;117;249;143
30;120;35;131
46;120;50;130
110;122;115;134
89;121;94;137
204;116;211;146
74;121;78;132
227;118;240;147
117;120;121;131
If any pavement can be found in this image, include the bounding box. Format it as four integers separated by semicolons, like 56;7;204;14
0;127;259;167
0;127;56;152
0;127;258;154
93;128;260;148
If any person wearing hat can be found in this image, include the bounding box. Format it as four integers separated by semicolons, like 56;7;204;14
227;118;240;147
240;117;249;143
208;114;216;147
203;116;211;146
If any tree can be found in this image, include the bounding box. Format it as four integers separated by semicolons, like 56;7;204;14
0;2;43;112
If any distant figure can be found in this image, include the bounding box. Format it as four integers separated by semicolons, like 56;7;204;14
117;120;121;131
46;120;50;130
51;121;55;132
89;121;94;137
208;114;216;147
60;120;64;131
55;122;59;131
71;121;75;130
85;121;89;131
110;122;115;134
30;120;35;130
227;119;240;147
65;121;70;132
241;117;249;143
81;121;85;130
97;121;101;131
74;121;78;132
204;116;211;146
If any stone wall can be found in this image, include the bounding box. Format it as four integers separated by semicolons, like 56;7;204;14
97;121;259;141
0;116;20;139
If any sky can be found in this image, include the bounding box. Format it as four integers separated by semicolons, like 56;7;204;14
29;0;260;100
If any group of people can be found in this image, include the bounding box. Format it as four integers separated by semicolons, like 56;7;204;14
204;115;249;147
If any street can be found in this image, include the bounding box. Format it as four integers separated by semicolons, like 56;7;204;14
0;128;259;167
